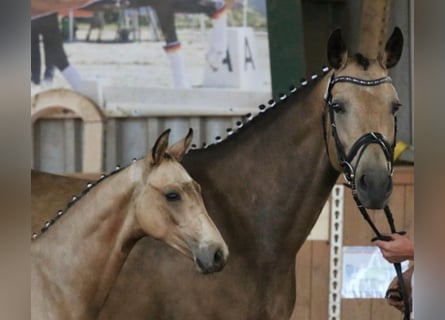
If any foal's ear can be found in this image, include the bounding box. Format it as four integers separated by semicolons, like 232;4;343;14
167;128;193;162
379;27;404;69
327;28;348;69
151;129;171;165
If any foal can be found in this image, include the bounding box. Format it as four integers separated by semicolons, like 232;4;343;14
31;129;228;320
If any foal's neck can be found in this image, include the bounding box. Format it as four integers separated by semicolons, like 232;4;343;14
31;164;143;318
185;73;339;263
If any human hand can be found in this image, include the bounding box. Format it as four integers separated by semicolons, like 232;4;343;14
375;233;414;263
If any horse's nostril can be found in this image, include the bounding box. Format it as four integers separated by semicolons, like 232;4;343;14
214;249;224;266
360;175;368;188
385;175;392;192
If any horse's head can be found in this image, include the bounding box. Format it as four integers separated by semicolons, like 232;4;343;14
324;27;404;209
134;129;228;274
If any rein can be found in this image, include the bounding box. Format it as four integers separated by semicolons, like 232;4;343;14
324;74;411;320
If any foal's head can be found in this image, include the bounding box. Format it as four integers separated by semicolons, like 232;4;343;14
324;27;404;209
134;129;228;273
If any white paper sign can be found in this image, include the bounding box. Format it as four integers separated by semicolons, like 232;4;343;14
341;246;409;299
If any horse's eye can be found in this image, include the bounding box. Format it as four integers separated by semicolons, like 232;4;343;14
165;192;181;201
331;102;344;113
392;103;402;114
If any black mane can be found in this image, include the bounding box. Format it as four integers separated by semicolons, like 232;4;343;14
188;67;329;153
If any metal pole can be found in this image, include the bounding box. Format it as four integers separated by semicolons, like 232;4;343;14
328;184;344;320
69;10;74;42
243;0;248;27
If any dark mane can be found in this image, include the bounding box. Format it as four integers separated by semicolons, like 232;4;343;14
354;53;370;70
187;67;329;153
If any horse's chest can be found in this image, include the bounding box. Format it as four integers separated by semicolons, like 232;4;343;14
163;271;294;319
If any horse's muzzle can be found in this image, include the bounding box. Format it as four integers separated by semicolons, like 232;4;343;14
356;169;393;209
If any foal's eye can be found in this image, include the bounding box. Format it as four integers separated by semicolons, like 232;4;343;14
165;192;181;201
392;102;402;114
331;102;345;113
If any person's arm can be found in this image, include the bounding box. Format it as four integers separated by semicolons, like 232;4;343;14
375;233;414;263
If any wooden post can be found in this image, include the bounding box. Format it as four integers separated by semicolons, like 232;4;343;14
358;0;392;57
266;0;305;100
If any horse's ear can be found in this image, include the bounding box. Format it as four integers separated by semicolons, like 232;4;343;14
379;27;403;69
150;129;171;165
327;28;348;69
167;128;193;162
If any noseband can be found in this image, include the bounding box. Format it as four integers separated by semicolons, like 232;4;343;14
323;74;396;192
323;73;410;320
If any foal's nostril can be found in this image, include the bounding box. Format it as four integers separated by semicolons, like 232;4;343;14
213;249;224;266
196;257;205;271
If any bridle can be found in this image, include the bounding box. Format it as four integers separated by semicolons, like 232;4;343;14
323;74;396;188
323;73;411;320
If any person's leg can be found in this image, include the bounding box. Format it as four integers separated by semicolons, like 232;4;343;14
174;0;225;15
42;31;55;87
41;13;81;90
31;21;41;85
205;1;228;71
164;45;190;88
151;1;190;88
174;0;228;70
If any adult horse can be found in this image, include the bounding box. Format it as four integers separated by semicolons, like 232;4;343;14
31;129;228;320
32;27;404;319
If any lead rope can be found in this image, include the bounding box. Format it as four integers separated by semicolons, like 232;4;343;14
383;205;411;320
346;183;410;320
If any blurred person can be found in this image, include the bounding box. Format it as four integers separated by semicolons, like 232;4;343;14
31;13;81;91
139;0;229;88
375;234;414;318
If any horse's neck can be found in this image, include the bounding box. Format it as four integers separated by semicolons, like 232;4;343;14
185;74;339;263
31;165;142;317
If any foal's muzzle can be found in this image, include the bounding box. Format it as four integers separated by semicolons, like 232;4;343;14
194;244;228;274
